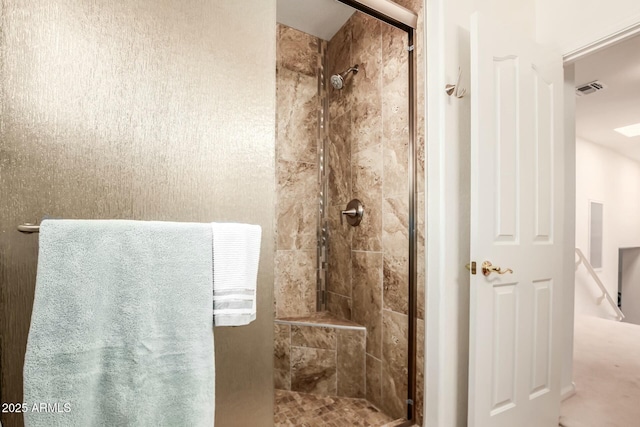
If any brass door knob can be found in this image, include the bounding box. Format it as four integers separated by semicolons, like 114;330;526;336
482;261;513;277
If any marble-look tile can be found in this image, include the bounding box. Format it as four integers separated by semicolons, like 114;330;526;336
292;325;337;349
275;250;316;317
366;354;383;409
277;24;319;77
381;365;406;420
276;67;318;164
383;196;409;314
381;38;409;196
327;112;351;207
337;329;366;398
329;88;352;123
381;24;409;86
326;292;352;321
351;96;383;154
382;310;409;374
351;13;382;87
417;112;426;195
382;80;409;144
327;204;351;297
327;16;352;78
351;14;383;155
352;145;383;252
327;20;352;120
276;193;317;250
417;192;425;320
352;251;383;358
274;368;290;392
274;323;291;390
274;389;394;426
291;347;337;395
352;196;383;253
352;144;383;195
276;160;317;201
382;137;409;199
381;309;408;420
416;9;426;197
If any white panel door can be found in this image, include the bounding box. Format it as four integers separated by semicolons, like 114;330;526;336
468;12;564;427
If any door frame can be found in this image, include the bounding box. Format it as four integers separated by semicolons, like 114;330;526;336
422;0;640;424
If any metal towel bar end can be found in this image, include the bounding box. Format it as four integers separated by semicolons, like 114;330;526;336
18;223;40;233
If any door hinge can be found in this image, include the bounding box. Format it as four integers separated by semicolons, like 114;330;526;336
465;261;477;275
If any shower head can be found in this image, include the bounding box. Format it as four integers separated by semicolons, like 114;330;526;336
330;64;359;89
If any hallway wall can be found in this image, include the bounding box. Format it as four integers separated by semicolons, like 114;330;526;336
575;136;640;319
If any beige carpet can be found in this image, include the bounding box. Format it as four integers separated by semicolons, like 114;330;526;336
560;316;640;427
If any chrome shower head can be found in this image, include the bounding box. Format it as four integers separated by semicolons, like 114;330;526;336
330;64;359;89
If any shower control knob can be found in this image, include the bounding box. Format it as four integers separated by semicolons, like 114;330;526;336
341;199;364;226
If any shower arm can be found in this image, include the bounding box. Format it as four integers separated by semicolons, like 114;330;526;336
340;65;359;78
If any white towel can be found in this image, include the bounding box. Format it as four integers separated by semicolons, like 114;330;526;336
211;223;262;326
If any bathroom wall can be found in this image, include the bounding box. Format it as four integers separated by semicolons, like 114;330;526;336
0;1;275;426
325;2;426;420
575;136;640;319
274;24;322;319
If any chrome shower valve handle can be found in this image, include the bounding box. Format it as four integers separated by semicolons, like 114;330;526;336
341;199;364;226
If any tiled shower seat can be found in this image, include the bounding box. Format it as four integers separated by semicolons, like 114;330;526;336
274;311;366;399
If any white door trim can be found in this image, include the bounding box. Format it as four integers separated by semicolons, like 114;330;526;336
563;21;640;64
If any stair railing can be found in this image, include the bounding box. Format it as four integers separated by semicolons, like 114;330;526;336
575;248;625;321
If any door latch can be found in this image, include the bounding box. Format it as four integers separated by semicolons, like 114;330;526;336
465;261;476;275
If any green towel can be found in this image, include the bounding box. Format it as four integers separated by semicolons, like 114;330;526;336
24;220;214;427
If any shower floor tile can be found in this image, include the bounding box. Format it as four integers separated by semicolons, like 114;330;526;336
274;389;405;427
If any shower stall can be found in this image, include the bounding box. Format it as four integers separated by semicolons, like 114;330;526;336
274;0;425;425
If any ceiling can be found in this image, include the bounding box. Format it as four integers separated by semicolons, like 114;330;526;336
276;0;355;41
575;35;640;162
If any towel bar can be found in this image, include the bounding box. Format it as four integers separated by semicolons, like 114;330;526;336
18;223;40;233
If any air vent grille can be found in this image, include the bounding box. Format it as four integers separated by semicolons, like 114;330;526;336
576;80;607;96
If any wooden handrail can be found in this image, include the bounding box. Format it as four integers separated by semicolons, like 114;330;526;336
575;248;625;321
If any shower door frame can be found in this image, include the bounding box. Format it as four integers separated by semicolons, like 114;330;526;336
327;1;418;423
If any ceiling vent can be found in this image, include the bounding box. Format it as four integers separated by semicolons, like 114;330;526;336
576;80;607;96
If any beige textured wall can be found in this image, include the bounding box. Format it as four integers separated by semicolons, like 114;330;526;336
0;1;275;426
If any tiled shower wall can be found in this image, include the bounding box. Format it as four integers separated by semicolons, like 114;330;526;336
274;24;322;318
274;318;366;397
324;2;426;422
